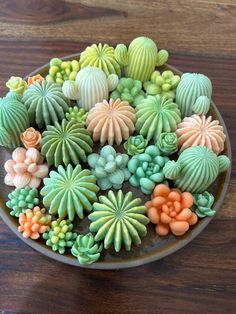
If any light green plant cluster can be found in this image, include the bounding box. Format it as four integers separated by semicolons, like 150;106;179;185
46;58;80;85
65;107;88;126
144;70;180;99
110;77;145;107
43;219;77;254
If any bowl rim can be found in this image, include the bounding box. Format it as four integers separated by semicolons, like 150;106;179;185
0;53;232;269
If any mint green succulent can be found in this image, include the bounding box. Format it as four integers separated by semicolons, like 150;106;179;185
41;164;99;221
156;132;178;156
124;135;148;156
65;107;88;126
46;58;80;85
71;233;103;265
6;76;27;96
193;191;215;218
110;77;145;107
128;145;169;194
6;187;39;217
88;190;149;252
144;70;180;99
88;145;130;190
43;219;77;254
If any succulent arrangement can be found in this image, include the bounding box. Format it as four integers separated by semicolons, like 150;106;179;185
0;36;230;267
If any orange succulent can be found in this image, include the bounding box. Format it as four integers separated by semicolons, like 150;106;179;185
145;184;198;236
20;127;41;149
18;206;51;239
27;74;44;86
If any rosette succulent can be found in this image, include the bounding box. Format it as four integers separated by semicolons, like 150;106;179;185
43;219;77;254
128;145;169;194
110;77;145;107
156;132;178;156
41;164;99;221
88;145;130;190
124;135;148;156
80;43;121;77
88;190;149;252
135;95;181;142
6;76;27;96
41;119;93;166
65;107;88;126
7;186;39;217
144;70;180;99
22;81;69;128
71;233;103;265
46;58;80;85
193;191;215;218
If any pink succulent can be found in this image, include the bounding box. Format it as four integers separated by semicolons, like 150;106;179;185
4;147;49;188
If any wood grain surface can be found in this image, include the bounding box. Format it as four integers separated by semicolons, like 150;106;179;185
0;1;236;313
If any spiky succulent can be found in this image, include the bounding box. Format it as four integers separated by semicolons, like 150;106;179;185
71;233;103;265
88;145;130;190
41;164;99;221
135;95;181;142
110;77;145;107
6;186;39;217
43;219;77;254
89;190;149;252
22;81;69;128
41;119;93;166
79;43;121;77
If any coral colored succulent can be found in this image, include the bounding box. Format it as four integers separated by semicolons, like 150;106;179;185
43;219;77;254
145;184;198;236
4;147;49;189
27;74;44;86
86;98;136;145
20;127;41;150
18;206;51;239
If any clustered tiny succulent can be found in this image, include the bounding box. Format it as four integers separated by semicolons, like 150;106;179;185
144;70;180;99
7;187;39;217
124;135;148;156
88;145;130;190
128;145;169;194
65;107;88;126
43;219;77;254
110;77;145;107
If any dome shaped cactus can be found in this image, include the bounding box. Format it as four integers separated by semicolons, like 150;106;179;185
115;36;169;82
88;145;130;190
163;146;230;193
128;145;169;194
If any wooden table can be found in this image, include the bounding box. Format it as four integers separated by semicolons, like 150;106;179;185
0;1;236;313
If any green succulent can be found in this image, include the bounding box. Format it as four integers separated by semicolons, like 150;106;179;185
88;145;130;190
128;145;169;194
6;187;39;217
110;77;145;107
46;58;80;85
71;233;103;265
193;191;215;218
43;219;77;254
65;107;88;126
124;135;148;156
144;70;180;99
88;190;149;252
6;76;27;96
156;132;178;156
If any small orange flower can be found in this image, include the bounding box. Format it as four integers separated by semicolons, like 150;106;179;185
18;206;51;239
145;184;198;236
27;74;44;86
20;127;41;149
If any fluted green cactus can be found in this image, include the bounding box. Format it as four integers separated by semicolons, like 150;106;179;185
110;77;145;107
43;219;77;254
128;145;169;194
7;187;39;217
144;70;180;99
88;145;130;190
71;233;103;265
